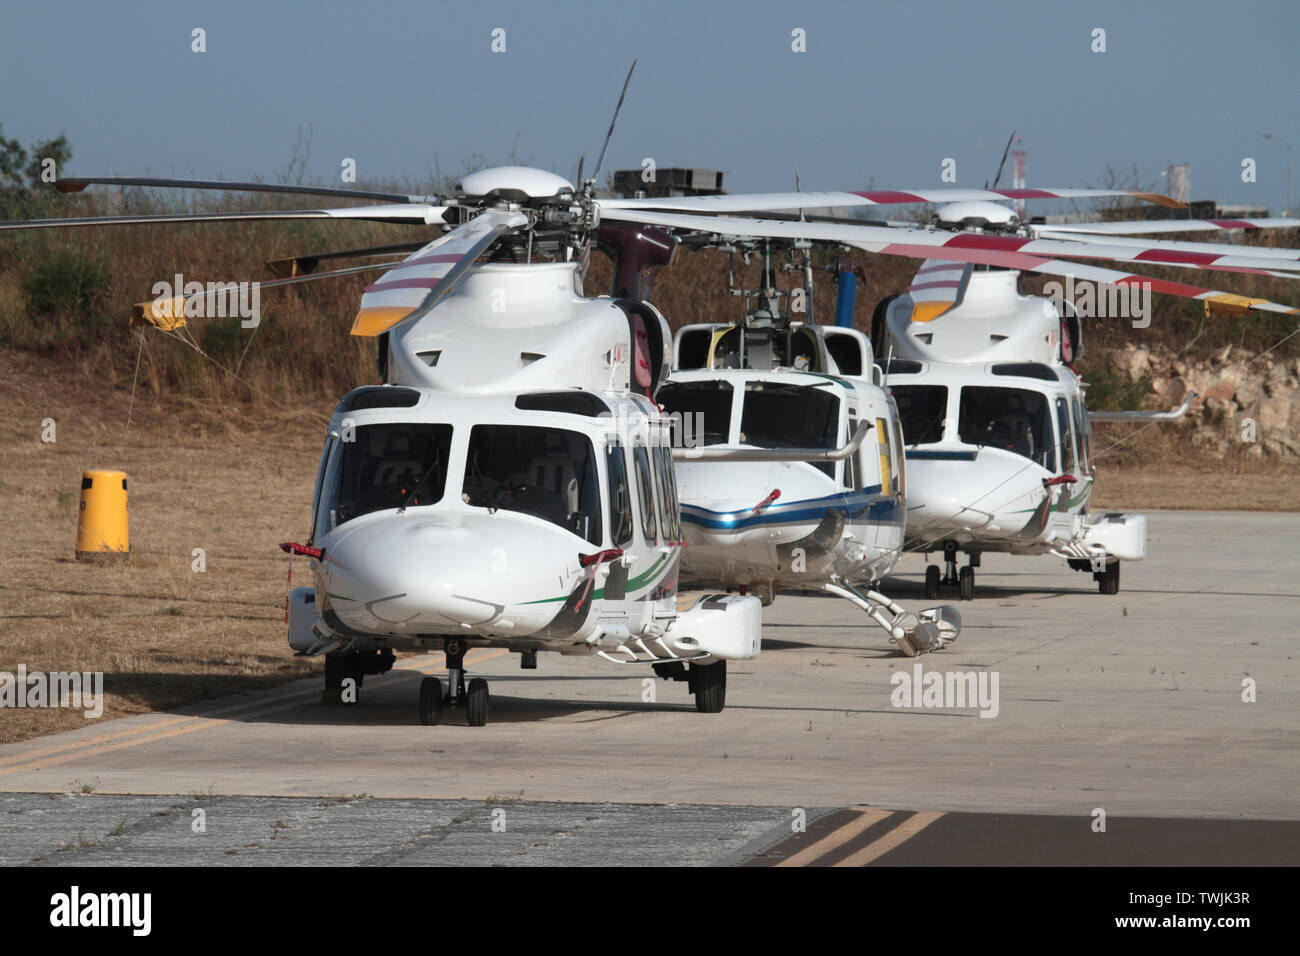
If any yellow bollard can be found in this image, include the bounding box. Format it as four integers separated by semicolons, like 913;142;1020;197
76;469;129;560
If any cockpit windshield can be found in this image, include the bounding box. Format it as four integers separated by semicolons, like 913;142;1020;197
657;380;733;446
958;386;1056;470
740;381;839;449
740;381;840;478
332;423;453;526
891;385;948;445
462;424;602;545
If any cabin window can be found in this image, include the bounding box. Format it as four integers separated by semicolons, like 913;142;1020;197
606;442;634;547
1071;397;1091;473
653;443;681;541
1055;398;1077;475
890;385;948;445
327;423;454;529
657;380;734;447
676;329;712;370
824;332;863;376
632;443;658;545
462;425;602;544
740;381;840;478
958;386;1055;469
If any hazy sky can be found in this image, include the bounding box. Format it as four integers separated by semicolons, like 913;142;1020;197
2;0;1296;210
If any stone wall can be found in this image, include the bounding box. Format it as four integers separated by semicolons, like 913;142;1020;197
1107;344;1300;458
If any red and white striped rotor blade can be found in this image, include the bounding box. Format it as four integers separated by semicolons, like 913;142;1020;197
600;208;1299;317
1042;217;1300;236
350;209;527;337
597;187;1182;215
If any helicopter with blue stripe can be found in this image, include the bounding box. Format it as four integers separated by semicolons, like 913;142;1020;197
658;238;962;657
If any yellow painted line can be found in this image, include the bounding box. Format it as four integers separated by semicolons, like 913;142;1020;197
774;809;894;867
832;810;945;867
0;649;508;779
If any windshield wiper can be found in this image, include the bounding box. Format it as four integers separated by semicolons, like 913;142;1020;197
398;456;441;512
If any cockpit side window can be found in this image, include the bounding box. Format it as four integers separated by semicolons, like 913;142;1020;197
462;425;601;544
959;386;1055;470
1056;398;1077;475
312;436;342;540
1071;396;1091;474
331;423;453;527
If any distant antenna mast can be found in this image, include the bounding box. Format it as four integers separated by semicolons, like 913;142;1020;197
1012;147;1027;218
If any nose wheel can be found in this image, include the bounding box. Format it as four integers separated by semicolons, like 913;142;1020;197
418;641;491;726
930;543;977;601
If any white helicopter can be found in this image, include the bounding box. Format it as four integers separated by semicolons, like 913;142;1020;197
653;238;962;657
867;200;1300;599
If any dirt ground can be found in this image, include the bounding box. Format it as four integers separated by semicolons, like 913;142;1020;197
2;347;1296;745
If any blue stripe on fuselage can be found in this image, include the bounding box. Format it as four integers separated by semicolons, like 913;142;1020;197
680;487;905;532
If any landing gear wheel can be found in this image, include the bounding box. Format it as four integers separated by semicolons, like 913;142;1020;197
958;565;974;601
466;678;490;727
1098;561;1120;595
691;661;727;714
925;564;941;600
418;677;443;726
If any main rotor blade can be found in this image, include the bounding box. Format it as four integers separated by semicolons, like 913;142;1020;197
591;59;637;185
1036;229;1300;268
132;259;408;329
602;207;1300;281
598;186;1184;214
0;204;449;232
601;208;1298;316
265;240;429;278
54;175;432;204
350;209;528;337
1041;217;1300;236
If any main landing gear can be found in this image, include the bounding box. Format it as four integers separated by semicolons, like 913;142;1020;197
1069;557;1121;595
652;660;728;713
419;640;491;726
926;542;978;602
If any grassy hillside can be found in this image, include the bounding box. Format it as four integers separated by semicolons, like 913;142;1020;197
1;181;1296;427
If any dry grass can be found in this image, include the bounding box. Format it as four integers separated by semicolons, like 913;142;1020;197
0;348;320;745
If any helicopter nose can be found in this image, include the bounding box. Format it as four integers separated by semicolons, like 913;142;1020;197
316;512;573;631
907;451;1045;536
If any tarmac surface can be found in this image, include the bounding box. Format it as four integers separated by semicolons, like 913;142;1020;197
2;510;1296;866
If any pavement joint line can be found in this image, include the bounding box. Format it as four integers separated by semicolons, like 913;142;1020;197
774;808;894;867
0;649;507;779
832;809;945;866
